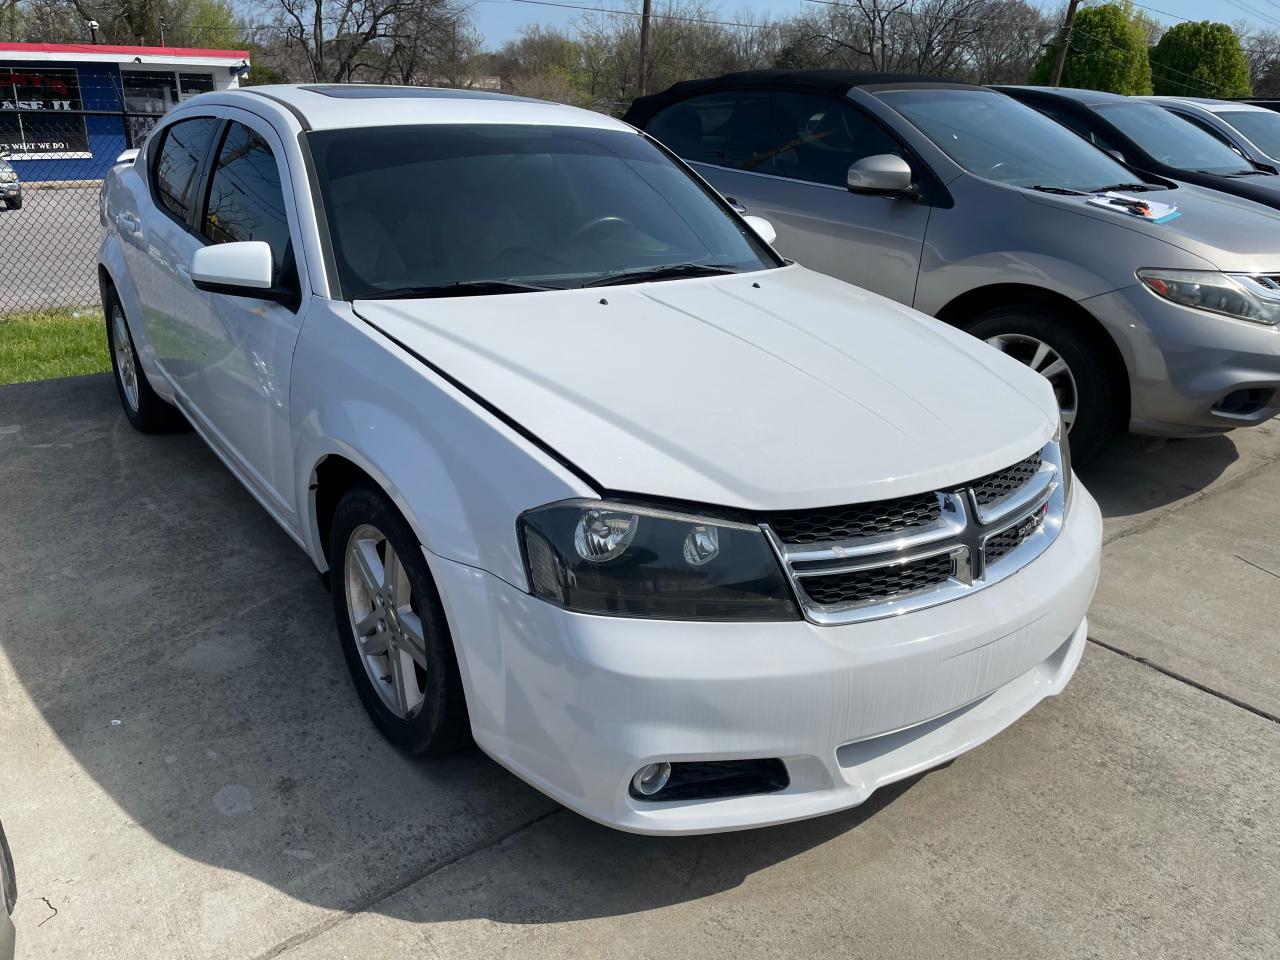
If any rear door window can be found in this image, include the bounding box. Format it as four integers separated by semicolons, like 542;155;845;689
646;92;735;165
151;116;220;224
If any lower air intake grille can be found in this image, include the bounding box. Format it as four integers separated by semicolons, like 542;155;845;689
983;507;1047;566
766;492;941;545
800;552;954;607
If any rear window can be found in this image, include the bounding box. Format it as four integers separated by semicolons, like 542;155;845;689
152;116;219;222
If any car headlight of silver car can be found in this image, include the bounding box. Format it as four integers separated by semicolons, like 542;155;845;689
1137;269;1280;325
519;500;800;621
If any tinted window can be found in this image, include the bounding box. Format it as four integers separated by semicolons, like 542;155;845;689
1094;102;1252;174
1219;110;1280;160
728;91;903;187
646;92;734;164
881;89;1133;192
202;122;292;276
153;116;219;222
308;124;778;299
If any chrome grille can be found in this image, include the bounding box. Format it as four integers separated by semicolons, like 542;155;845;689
764;441;1065;625
766;493;941;545
970;452;1042;508
800;553;955;607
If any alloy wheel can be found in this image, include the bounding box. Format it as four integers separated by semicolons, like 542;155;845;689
111;305;140;412
985;332;1079;431
343;524;429;719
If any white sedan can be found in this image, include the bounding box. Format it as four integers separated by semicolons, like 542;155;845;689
98;84;1102;834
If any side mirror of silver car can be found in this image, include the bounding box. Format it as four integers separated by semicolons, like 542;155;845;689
847;154;915;196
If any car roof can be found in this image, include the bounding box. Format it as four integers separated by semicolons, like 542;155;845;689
218;83;632;133
625;69;981;123
1139;95;1273;114
996;85;1131;106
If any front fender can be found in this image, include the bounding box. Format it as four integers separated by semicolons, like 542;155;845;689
290;303;594;588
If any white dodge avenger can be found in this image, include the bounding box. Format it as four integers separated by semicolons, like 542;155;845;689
98;84;1102;834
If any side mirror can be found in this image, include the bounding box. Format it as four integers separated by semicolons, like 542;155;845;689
191;241;282;300
847;154;914;195
743;215;776;245
1102;147;1126;164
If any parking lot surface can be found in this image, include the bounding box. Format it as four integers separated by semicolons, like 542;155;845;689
0;188;102;313
1;374;1278;959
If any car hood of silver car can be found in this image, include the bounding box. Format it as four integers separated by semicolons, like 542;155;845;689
354;264;1058;511
1021;181;1280;274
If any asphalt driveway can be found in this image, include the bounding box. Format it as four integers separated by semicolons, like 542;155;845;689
1;374;1278;959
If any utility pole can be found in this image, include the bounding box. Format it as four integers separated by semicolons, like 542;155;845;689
638;0;652;97
1049;0;1081;87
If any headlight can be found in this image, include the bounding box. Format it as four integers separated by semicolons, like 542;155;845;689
1137;269;1280;325
1056;415;1074;508
519;499;800;621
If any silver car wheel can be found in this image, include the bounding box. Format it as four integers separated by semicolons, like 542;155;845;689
111;305;140;412
986;333;1078;431
344;524;429;719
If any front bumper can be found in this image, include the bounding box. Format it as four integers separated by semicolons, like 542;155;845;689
1085;283;1280;437
432;486;1102;835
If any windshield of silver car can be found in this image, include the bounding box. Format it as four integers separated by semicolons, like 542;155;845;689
878;89;1138;193
307;124;780;299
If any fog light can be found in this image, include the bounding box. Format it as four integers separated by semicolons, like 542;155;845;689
631;762;672;797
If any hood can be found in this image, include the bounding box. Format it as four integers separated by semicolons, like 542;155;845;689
355;265;1057;511
1022;182;1280;273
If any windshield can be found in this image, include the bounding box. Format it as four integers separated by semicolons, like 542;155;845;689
308;124;778;299
1094;102;1252;174
878;89;1133;192
1219;110;1280;161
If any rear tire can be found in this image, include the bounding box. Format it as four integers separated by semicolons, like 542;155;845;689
104;289;185;433
963;305;1116;464
329;484;470;756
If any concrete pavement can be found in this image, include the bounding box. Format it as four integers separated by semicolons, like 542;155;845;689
1;374;1278;959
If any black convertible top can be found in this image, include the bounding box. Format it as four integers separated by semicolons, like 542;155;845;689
624;69;977;125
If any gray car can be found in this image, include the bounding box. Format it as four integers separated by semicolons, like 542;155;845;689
625;71;1280;461
0;155;21;210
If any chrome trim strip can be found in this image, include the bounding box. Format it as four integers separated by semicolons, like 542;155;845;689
970;458;1057;526
769;442;1065;626
778;492;966;564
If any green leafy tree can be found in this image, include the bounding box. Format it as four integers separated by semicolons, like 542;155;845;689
1030;2;1153;95
1148;21;1251;97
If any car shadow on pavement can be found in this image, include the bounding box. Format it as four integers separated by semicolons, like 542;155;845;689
1078;432;1239;523
0;374;930;939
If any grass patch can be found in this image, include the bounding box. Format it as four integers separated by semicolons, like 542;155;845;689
0;308;110;386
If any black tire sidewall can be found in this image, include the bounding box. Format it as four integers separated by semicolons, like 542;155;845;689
328;485;470;756
964;306;1115;464
103;289;184;433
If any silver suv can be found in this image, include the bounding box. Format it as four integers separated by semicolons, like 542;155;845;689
625;71;1280;462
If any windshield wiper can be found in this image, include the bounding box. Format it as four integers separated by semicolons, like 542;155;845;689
1222;169;1269;178
1028;185;1089;196
583;263;741;288
1091;181;1164;193
360;279;561;300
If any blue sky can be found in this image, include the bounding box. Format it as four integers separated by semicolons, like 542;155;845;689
469;0;1279;50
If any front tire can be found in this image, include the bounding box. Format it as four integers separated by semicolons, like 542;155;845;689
329;484;470;756
963;305;1116;464
104;290;185;433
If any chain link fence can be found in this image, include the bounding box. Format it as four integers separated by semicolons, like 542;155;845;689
1;69;169;317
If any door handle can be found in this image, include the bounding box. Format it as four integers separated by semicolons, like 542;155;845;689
725;197;748;214
116;212;140;234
